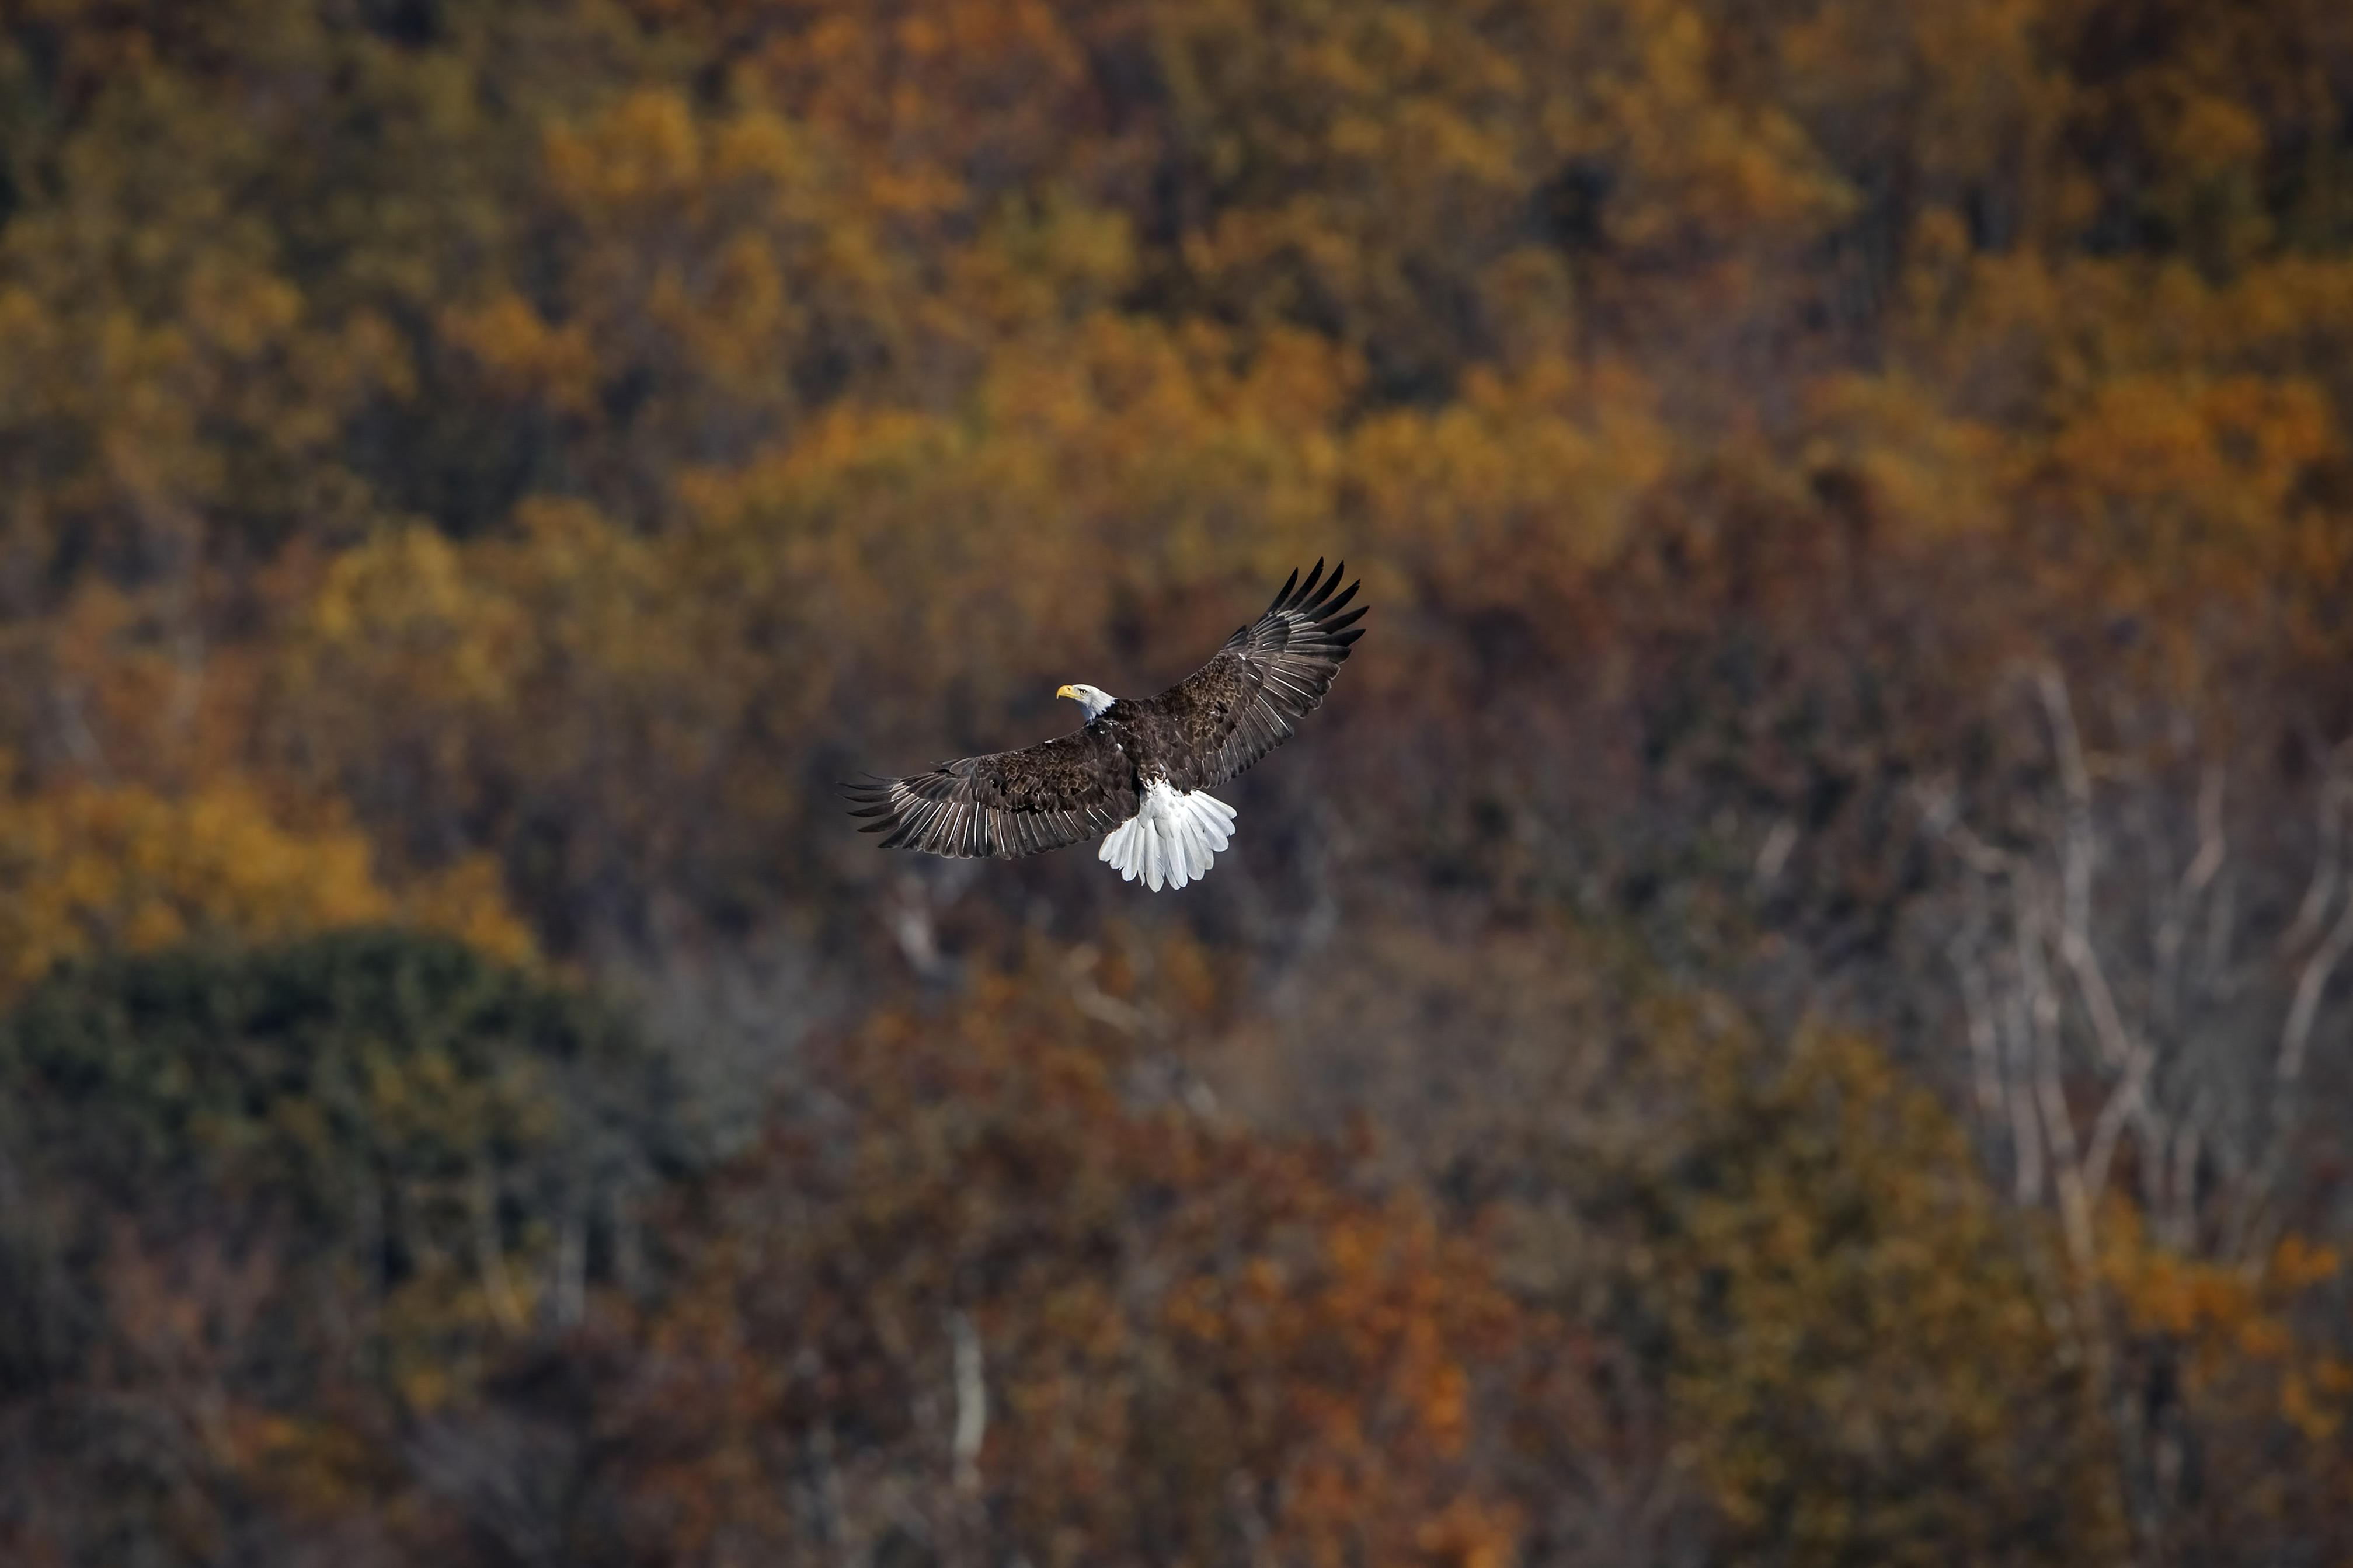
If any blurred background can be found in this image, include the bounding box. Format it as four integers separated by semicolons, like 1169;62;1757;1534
0;1;2349;1563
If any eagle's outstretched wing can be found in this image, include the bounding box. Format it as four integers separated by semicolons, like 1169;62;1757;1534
842;726;1137;859
1143;559;1366;789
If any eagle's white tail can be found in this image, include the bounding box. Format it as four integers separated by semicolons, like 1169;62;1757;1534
1099;781;1235;891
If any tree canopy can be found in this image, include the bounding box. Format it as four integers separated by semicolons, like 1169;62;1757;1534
1;0;2352;1562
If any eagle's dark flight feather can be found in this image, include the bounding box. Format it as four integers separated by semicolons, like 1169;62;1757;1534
1143;557;1366;790
844;561;1364;860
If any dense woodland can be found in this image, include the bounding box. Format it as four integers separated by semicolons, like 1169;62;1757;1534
0;0;2351;1563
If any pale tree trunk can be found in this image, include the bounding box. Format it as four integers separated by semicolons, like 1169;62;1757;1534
1923;668;2353;1566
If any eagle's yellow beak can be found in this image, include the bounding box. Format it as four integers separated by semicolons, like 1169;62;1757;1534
1056;684;1079;700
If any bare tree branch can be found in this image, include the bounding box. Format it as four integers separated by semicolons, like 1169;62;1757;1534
2280;768;2351;956
2020;879;2095;1267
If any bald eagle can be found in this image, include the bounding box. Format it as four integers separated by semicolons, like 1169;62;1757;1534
844;561;1365;890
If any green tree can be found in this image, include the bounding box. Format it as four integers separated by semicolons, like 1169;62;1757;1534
1647;1031;2123;1566
0;928;686;1565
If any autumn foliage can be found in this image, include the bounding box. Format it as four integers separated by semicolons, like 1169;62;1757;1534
1;0;2352;1562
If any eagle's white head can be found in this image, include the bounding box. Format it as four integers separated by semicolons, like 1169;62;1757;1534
1056;683;1115;720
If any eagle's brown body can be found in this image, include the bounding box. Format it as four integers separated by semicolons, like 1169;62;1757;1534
844;562;1365;871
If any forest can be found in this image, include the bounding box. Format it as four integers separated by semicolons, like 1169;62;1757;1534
0;0;2349;1563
